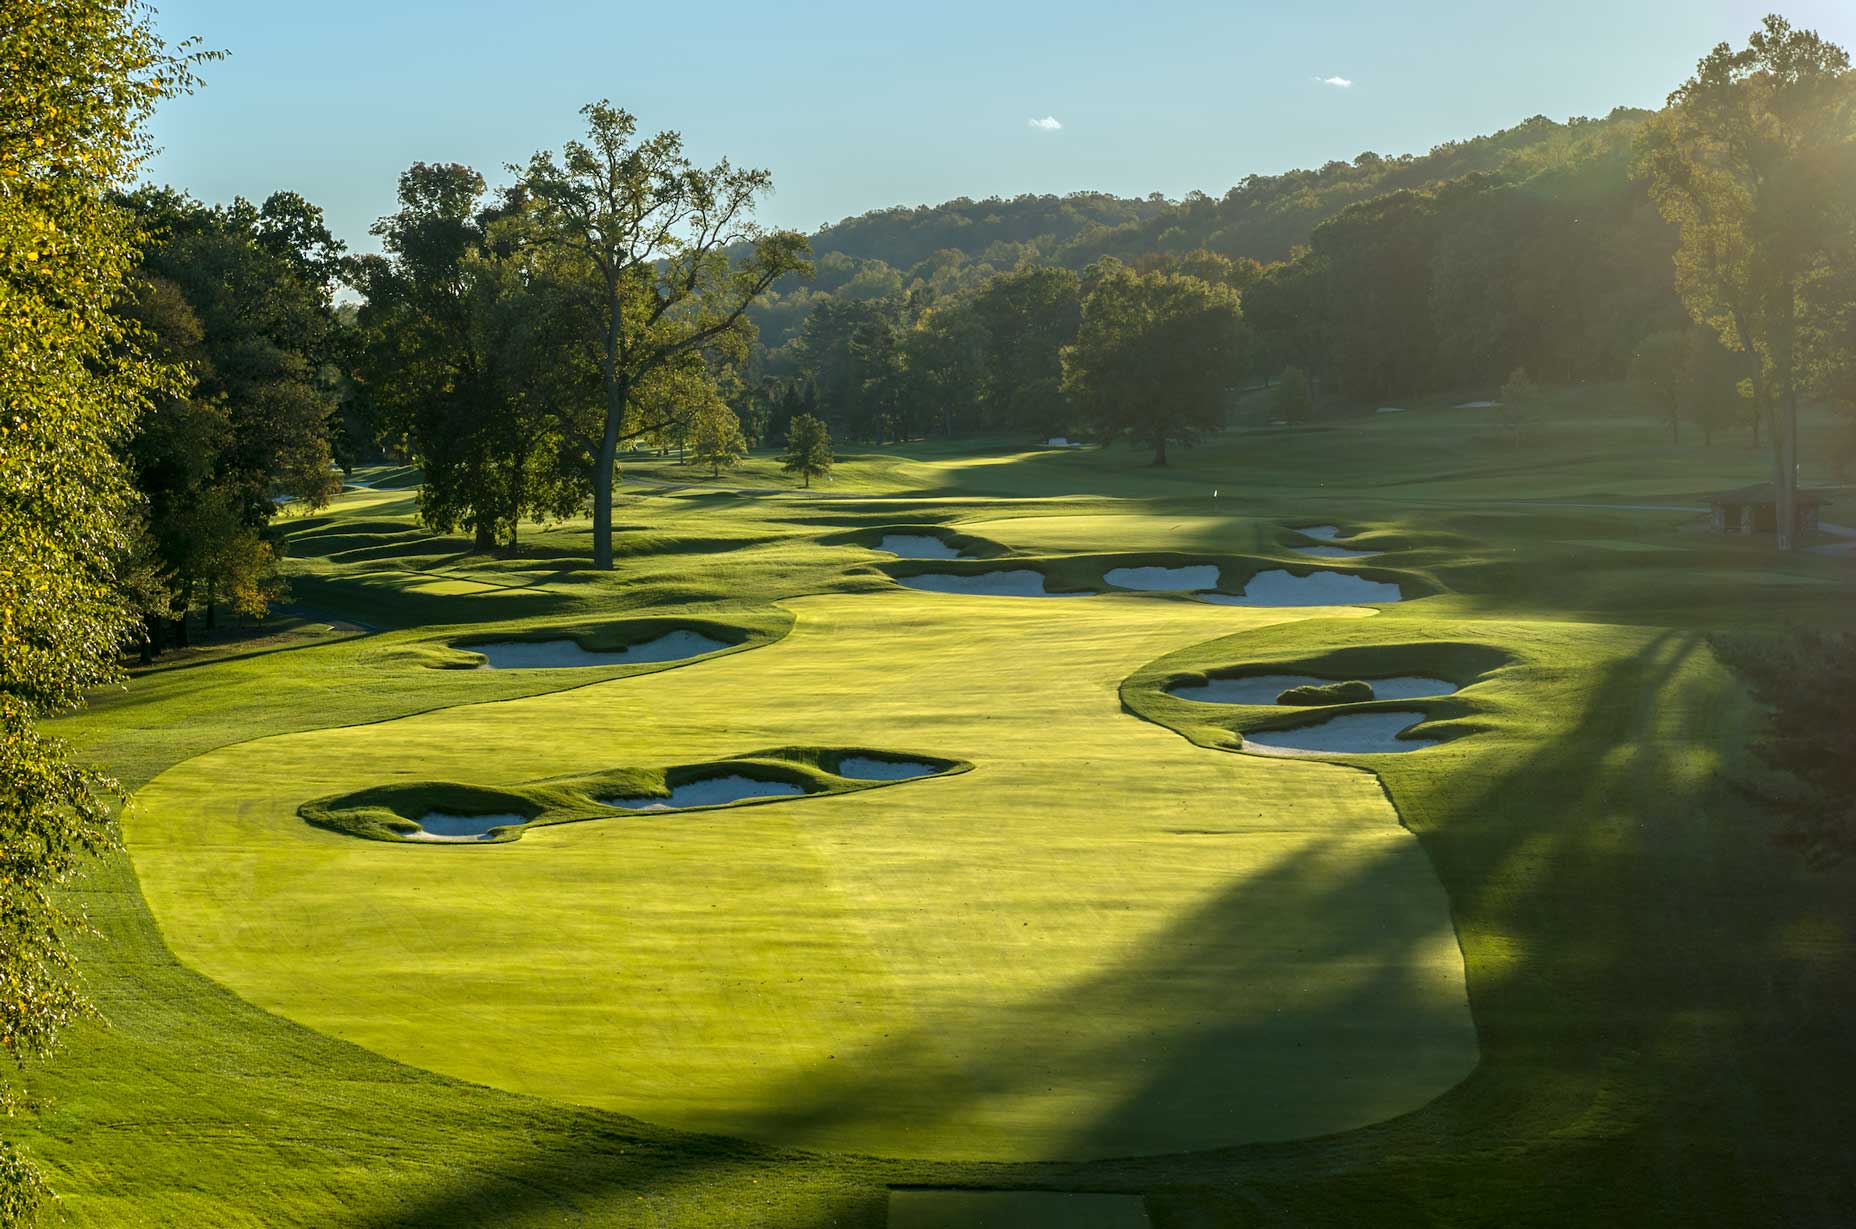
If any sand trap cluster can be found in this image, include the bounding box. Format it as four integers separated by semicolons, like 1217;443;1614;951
898;570;1092;598
836;756;940;781
1170;674;1456;705
1243;711;1439;756
409;812;527;842
878;534;965;559
1197;570;1403;606
603;775;808;811
473;630;728;669
1105;564;1222;591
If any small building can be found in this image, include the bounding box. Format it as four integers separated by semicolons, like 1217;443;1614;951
1706;484;1822;535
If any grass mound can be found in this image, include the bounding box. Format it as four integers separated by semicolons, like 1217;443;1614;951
1277;679;1376;705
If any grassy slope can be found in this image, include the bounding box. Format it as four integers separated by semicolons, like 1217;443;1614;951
12;386;1856;1227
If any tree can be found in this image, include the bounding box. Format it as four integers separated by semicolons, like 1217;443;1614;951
690;399;748;477
1498;366;1540;447
1684;327;1754;446
1273;366;1314;423
350;164;580;554
969;265;1081;435
512;101;811;569
901;302;987;436
1062;263;1243;465
1637;15;1856;549
0;0;207;1215
1629;329;1690;442
782;413;834;487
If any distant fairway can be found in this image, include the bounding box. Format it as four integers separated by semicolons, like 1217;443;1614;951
126;589;1476;1162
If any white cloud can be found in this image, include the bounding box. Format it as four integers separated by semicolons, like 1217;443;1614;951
1027;115;1063;131
1317;75;1353;88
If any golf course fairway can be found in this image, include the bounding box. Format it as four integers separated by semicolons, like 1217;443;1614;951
125;591;1476;1162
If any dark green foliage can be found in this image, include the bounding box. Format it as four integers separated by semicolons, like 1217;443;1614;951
782;414;834;487
1714;631;1856;866
1273;367;1313;423
1064;263;1242;465
1276;680;1376;705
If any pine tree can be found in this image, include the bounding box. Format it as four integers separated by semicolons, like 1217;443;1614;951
781;413;834;487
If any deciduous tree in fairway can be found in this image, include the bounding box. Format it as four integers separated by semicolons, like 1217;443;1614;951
691;400;748;477
0;0;207;1216
1499;366;1540;447
1273;366;1314;424
349;163;580;554
1638;14;1856;550
1630;329;1690;442
1062;262;1243;465
512;102;811;569
782;413;834;487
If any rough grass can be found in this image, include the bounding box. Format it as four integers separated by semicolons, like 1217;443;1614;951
13;385;1856;1226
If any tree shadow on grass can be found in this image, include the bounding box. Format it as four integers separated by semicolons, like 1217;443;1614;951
310;626;1856;1226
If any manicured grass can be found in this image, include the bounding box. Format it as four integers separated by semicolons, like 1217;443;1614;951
12;383;1856;1226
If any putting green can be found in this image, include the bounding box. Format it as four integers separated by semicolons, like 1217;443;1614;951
126;590;1476;1162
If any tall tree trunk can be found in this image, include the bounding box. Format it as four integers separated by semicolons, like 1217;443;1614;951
473;520;496;552
594;283;624;571
205;599;216;631
1773;316;1797;553
1152;430;1169;467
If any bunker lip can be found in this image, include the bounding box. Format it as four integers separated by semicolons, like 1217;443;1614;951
877;533;966;559
1105;564;1221;592
410;811;528;841
602;774;810;811
1242;710;1440;756
1297;524;1343;540
1288;544;1378;559
896;570;1096;598
1196;569;1404;606
468;629;730;669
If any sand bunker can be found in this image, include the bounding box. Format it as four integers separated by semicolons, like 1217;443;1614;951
603;775;808;811
409;811;527;842
473;630;728;669
1170;674;1458;705
1375;406;1407;414
1243;711;1439;756
878;534;964;559
836;756;940;781
1105;564;1221;591
1197;569;1403;606
1287;544;1378;559
898;571;1092;598
1169;674;1328;704
1455;400;1500;409
1298;525;1341;540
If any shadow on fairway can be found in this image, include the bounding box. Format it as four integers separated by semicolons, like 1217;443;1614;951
314;629;1856;1226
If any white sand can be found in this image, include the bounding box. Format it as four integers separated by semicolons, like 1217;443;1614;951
878;534;964;559
473;630;729;669
1168;674;1328;704
1375;407;1407;414
1242;711;1439;756
603;775;808;811
1287;545;1378;559
1169;674;1458;705
1197;569;1403;606
409;811;527;842
1104;564;1222;591
1298;525;1342;540
1455;400;1500;409
898;571;1093;598
836;756;939;781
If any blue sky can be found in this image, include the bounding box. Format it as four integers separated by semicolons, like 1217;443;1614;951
146;1;1856;255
